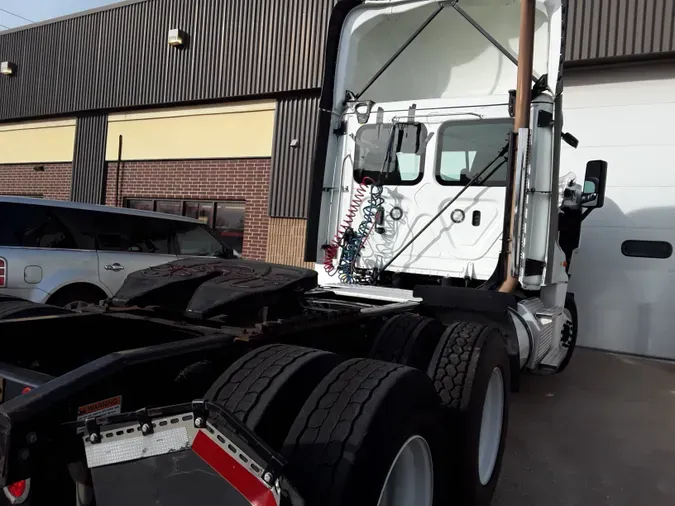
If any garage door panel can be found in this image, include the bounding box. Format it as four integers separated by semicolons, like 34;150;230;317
583;187;675;230
571;226;675;359
562;145;675;188
562;65;675;360
563;103;675;147
564;66;675;107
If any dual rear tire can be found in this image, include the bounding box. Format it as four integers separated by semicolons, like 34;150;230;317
206;345;445;506
205;315;511;506
371;314;511;506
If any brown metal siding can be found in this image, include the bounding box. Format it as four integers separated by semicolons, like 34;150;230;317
0;0;334;121
269;94;321;218
566;0;675;62
71;114;108;204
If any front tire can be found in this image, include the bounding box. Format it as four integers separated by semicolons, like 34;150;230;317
427;321;511;506
556;293;578;373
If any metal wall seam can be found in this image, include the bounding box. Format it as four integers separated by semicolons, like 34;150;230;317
2;0;674;119
566;0;675;62
71;114;109;204
269;94;320;219
0;0;336;122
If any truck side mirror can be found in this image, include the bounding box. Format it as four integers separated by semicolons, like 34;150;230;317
582;160;607;209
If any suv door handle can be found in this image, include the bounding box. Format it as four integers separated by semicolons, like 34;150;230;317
104;263;125;272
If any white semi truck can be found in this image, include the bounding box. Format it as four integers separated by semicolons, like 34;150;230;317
0;1;606;506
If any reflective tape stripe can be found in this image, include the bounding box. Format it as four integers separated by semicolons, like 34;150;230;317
192;431;278;506
85;427;190;468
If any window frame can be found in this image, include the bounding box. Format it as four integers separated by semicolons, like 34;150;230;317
353;123;428;186
434;118;513;188
123;198;245;254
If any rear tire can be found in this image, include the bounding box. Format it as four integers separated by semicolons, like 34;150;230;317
205;344;342;451
369;313;445;370
426;321;510;506
281;358;449;506
47;285;106;308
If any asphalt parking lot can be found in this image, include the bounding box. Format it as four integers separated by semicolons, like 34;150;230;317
494;348;675;506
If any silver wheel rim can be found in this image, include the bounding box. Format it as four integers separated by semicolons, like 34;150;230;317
478;367;504;485
377;435;434;506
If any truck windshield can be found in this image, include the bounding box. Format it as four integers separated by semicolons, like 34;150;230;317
353;123;427;185
435;119;512;187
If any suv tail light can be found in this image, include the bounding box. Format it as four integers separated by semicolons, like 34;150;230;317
0;258;5;287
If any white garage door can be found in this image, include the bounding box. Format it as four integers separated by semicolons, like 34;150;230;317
563;63;675;360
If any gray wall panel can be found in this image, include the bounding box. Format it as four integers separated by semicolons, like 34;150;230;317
566;0;675;62
71;114;109;204
269;94;320;218
0;0;335;121
2;0;673;121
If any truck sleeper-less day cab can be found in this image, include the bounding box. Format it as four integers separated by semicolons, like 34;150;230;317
0;1;606;506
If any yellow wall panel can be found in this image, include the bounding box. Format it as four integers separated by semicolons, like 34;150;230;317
0;119;76;164
106;101;276;161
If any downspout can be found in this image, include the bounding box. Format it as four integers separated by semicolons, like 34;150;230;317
114;135;123;207
499;0;536;293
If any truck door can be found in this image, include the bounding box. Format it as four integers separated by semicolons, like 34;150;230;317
343;103;512;281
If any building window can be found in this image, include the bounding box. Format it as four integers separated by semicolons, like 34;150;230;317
125;199;246;254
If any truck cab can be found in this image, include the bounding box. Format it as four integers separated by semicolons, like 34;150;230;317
312;0;566;289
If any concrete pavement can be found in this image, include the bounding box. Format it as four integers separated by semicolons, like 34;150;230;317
495;348;675;506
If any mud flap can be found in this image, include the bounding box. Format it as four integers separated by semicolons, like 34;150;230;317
83;408;281;506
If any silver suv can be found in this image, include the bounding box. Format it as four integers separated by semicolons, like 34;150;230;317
0;197;235;306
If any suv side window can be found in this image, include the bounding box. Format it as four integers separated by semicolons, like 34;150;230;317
174;222;230;257
51;208;97;250
0;203;76;249
94;213;172;254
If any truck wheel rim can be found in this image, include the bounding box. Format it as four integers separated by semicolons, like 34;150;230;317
561;308;574;349
478;367;504;485
377;435;434;506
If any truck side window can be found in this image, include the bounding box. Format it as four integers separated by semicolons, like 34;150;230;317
0;203;75;249
354;123;427;185
436;120;512;187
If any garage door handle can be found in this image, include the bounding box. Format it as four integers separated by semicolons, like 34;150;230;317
104;263;125;272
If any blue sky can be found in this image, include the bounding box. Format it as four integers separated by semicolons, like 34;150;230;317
1;0;117;30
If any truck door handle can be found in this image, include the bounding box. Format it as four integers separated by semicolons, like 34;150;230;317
104;263;125;272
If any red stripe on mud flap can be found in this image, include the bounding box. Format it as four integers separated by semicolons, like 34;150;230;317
192;430;278;506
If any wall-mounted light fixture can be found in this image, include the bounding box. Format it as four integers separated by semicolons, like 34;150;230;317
1;61;17;76
33;165;45;172
168;29;187;48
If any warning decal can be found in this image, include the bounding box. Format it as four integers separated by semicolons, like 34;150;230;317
77;395;122;421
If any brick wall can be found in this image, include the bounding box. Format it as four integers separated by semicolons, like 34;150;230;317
266;218;313;268
105;158;271;260
0;163;72;200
